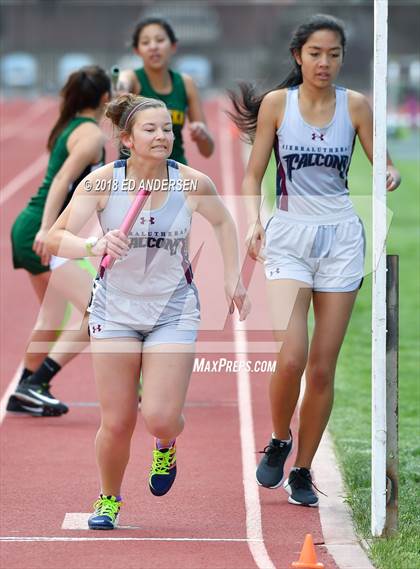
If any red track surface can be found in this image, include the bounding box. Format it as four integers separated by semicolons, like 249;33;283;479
0;99;338;569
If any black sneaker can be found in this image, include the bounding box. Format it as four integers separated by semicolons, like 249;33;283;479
256;431;293;488
6;395;63;417
283;467;320;507
14;379;69;414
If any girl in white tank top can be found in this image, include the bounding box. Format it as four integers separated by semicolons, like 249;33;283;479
230;14;401;507
275;85;356;222
47;95;250;528
96;158;195;297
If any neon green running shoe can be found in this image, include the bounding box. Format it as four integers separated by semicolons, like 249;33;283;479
88;494;122;530
149;441;177;496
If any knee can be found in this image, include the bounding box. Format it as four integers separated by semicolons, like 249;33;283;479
143;410;182;439
306;364;334;394
101;416;136;440
277;356;306;379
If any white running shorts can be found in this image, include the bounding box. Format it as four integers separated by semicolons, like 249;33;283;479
88;279;200;346
264;215;365;292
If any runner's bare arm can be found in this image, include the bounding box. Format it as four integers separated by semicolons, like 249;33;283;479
183;74;214;157
34;125;104;264
187;170;250;320
241;91;284;261
349;90;401;191
46;164;128;259
242;91;284;225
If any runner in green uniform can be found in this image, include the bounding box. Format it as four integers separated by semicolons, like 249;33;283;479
8;66;111;416
118;17;214;163
12;116;103;274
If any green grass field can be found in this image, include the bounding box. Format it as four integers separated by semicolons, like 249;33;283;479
263;138;420;569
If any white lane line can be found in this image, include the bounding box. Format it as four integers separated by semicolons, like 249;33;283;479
0;153;48;206
218;102;276;569
0;536;263;543
0;365;22;425
1;99;55;141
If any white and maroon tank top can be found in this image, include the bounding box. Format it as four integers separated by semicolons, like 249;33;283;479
274;85;357;223
98;159;194;297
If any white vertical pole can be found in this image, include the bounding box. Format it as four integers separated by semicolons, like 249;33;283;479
372;0;388;537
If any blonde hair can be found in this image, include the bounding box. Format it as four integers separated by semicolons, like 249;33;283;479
105;94;166;133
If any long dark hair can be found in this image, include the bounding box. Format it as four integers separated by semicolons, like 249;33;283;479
131;17;177;48
47;65;111;151
229;14;346;142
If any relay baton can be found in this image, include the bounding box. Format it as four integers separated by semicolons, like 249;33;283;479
99;187;152;277
110;66;120;95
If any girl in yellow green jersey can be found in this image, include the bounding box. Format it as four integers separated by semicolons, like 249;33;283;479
119;17;214;163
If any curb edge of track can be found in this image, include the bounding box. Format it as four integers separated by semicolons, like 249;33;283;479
314;431;375;569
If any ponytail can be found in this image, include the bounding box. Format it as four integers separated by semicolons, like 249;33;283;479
47;65;110;151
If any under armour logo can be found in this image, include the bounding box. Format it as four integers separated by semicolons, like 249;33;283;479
312;133;325;141
139;216;156;225
91;324;102;333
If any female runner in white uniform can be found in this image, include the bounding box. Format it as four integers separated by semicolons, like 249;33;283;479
230;14;401;507
47;94;250;529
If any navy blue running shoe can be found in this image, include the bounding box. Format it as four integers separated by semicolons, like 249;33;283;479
88;495;122;530
149;441;177;497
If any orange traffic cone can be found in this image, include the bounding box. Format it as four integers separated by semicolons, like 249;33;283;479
291;534;325;568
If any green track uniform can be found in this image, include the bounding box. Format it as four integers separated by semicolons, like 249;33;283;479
135;68;188;164
11;117;104;275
